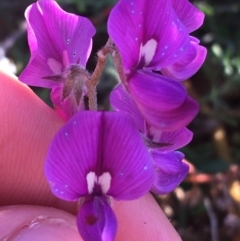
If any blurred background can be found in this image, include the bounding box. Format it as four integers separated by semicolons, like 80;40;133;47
0;0;240;240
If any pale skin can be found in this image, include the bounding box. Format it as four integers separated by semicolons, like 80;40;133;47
0;70;182;241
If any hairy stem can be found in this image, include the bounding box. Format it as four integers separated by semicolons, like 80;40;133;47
86;38;128;110
87;40;113;110
107;38;129;92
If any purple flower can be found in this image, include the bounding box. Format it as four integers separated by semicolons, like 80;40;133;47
107;0;202;133
108;0;206;80
161;36;207;81
19;0;96;120
45;111;154;240
150;151;189;194
110;84;193;149
171;0;204;33
111;85;190;194
115;72;199;132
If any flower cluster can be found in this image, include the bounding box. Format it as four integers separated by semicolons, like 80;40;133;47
20;0;95;120
19;0;206;240
108;0;207;196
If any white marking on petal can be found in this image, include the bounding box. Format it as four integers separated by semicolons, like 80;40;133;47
37;3;43;14
47;58;62;74
86;39;93;61
98;172;112;194
86;172;112;194
140;39;158;65
86;172;96;194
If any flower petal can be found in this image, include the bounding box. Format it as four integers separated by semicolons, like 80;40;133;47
128;71;198;131
150;151;189;194
171;0;205;33
108;0;190;71
45;111;154;201
161;41;207;81
19;0;95;88
110;84;193;151
141;95;199;131
146;126;193;152
98;112;154;200
110;84;144;132
45;111;101;201
77;197;117;241
129;71;187;111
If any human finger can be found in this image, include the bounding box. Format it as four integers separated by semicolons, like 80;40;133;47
0;70;76;212
0;205;82;241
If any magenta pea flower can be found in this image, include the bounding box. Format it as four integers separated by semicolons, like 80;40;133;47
19;0;95;120
150;151;189;194
160;0;207;80
171;0;205;33
111;85;190;194
110;84;193;151
108;0;207;80
117;71;199;131
107;0;201;132
45;111;154;241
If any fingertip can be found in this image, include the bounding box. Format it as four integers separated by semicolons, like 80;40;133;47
113;194;182;241
0;71;73;211
0;205;82;241
0;70;62;125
